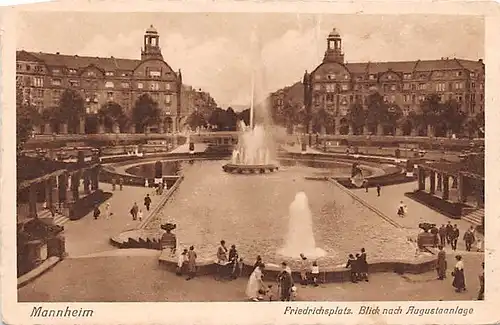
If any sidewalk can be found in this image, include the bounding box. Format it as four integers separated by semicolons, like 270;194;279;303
62;182;166;257
352;181;484;253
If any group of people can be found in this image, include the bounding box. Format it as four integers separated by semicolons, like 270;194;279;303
437;222;481;252
111;177;124;191
436;246;484;299
176;246;198;280
246;259;297;302
216;240;244;280
345;248;369;283
128;194;152;221
93;202;111;220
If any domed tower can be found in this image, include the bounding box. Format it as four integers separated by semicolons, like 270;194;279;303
323;28;344;64
141;25;163;60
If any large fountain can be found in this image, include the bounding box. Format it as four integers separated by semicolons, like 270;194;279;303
278;192;327;259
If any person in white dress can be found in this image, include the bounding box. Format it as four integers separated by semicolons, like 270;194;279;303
105;202;111;219
138;210;143;221
246;263;266;301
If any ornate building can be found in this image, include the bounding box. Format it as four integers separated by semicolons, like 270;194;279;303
16;25;204;134
274;28;485;136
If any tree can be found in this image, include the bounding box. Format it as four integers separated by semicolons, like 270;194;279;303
441;99;466;136
347;100;365;135
54;89;85;133
208;107;226;130
238;109;250;126
98;101;128;132
132;94;161;133
365;91;386;134
225;107;238;131
382;104;403;135
186;110;207;129
16;80;41;150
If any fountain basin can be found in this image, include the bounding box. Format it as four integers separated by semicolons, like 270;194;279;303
222;163;279;174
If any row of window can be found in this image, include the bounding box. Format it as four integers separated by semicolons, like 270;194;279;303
315;70;473;82
24;76;175;91
313;81;483;92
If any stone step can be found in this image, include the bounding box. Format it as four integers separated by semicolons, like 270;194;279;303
462;208;484;226
37;209;70;227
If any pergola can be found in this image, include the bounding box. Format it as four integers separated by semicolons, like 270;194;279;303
416;157;484;207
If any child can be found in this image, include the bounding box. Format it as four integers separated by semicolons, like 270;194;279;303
138;210;143;221
311;261;319;286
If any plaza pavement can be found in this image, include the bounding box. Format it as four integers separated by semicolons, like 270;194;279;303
352;181;484;253
18;252;483;302
62;182;165;258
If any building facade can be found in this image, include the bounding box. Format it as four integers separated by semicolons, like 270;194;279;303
273;28;485;136
16;25;202;134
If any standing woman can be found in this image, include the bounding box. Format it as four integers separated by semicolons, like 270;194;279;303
186;246;197;281
436;245;447;280
452;255;466;292
246;263;266;301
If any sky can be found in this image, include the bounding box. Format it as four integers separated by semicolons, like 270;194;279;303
16;12;484;108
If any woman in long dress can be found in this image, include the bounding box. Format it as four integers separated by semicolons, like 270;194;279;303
246;263;266;301
452;255;466;292
436;245;447;280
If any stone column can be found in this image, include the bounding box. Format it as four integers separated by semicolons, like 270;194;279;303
28;184;38;218
429;171;436;194
458;174;467;203
427;124;434;137
79;117;86;134
418;167;425;191
112;122;120;134
98;123;106;134
437;173;442;191
33;125;41;134
83;171;91;195
129;124;136;134
71;172;80;201
363;125;369;135
376;124;384;136
442;175;450;200
320;125;326;135
395;127;403;136
43;123;52;135
60;123;68;134
334;117;341;135
44;178;53;208
348;124;353;135
410;128;418;136
173;118;178;134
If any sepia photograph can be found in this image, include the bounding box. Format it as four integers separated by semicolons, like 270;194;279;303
1;2;498;324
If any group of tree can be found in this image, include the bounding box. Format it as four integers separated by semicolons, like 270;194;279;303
270;90;484;138
185;106;251;131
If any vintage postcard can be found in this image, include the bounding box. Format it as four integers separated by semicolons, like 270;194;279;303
1;1;500;324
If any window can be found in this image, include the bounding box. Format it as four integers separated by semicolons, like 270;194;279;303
165;94;172;104
151;93;159;101
107;92;114;100
51;78;61;86
35;66;44;73
105;71;114;76
165;83;171;90
26;65;31;71
314;74;321;80
418;95;425;102
455;71;463;77
341;84;349;91
470;72;475;78
403;73;412;80
387;74;393;80
369;74;376;80
471;82;476;88
403;83;410;90
150;82;160;91
457;95;463;102
479;83;484;90
327;73;336;80
137;82;144;89
454;82;464;90
390;95;395;103
34;89;44;97
69;69;77;74
87;71;96;77
390;84;397;91
52;68;60;74
418;83;427;90
121;82;130;88
326;84;335;92
412;95;416;103
404;94;410;102
16;63;21;70
149;70;161;78
436;83;446;92
32;77;44;87
344;74;349;80
69;80;80;87
105;81;115;88
383;95;388;102
434;71;443;78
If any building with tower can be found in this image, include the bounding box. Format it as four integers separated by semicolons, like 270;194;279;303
16;25;206;134
272;28;485;136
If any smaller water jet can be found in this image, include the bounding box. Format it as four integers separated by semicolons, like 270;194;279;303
278;192;327;259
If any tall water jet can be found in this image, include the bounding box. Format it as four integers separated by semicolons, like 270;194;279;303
278;192;327;258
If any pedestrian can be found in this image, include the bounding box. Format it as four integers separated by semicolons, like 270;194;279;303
445;221;453;245
364;180;369;193
477;262;484;300
397;201;406;218
451;224;460;251
359;248;369;282
228;244;240;279
144;194;152;211
310;261;319;286
438;224;447;247
253;255;263;270
436;245;447;280
299;253;308;285
451;255;466;293
119;177;124;191
216;240;228;280
345;254;358;283
376;184;381;197
138;209;143;221
93;206;101;220
246;262;266;301
186;245;197;280
277;262;294;301
104;202;111;219
176;249;188;276
145;178;149;188
130;202;139;220
463;227;475;252
111;178;116;191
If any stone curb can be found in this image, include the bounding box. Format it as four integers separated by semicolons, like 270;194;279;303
17;256;61;289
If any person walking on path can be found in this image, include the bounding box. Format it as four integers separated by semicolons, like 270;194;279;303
93;206;101;220
451;224;460;251
111;178;116;191
364;181;369;193
277;262;294;301
452;255;466;293
445;221;453;245
216;240;228;280
397;201;407;218
138;209;143;221
376;184;381;197
346;254;358;283
130;202;139;220
438;224;447;247
176;249;188;276
104;202;112;220
477;262;485;300
436;245;447;280
144;194;152;211
463;227;475;252
186;245;197;280
119;177;124;191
